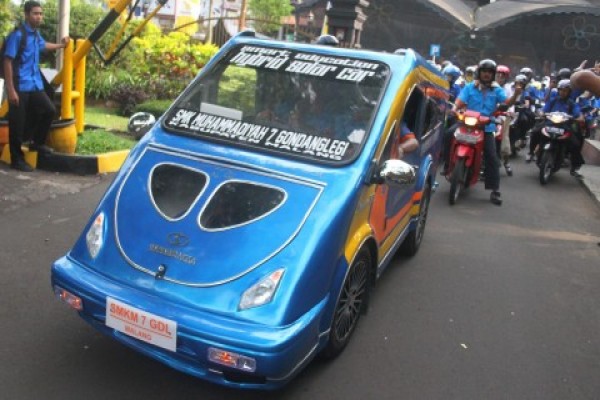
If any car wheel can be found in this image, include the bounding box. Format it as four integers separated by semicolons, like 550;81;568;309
399;182;431;257
321;248;371;359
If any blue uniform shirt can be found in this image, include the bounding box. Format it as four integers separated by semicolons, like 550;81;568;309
543;96;581;118
449;83;461;102
457;82;507;132
4;23;46;92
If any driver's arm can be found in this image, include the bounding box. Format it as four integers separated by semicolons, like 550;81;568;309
505;86;522;106
453;98;466;112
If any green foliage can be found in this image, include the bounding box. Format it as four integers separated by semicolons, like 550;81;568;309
86;68;137;100
110;83;149;116
0;0;15;38
248;0;293;35
134;99;172;117
218;66;257;115
132;32;218;97
76;129;135;155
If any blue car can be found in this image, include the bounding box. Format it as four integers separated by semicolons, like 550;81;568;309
51;32;449;389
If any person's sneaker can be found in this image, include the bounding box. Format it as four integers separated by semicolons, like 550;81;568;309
11;160;33;172
504;163;513;176
29;144;54;154
525;153;532;163
570;169;583;179
490;191;502;206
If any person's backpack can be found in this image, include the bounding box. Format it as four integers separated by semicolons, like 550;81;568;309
0;24;28;85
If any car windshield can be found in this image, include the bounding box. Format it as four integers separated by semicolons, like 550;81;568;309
164;44;389;164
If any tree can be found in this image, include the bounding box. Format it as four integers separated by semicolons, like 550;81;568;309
248;0;292;35
0;0;16;38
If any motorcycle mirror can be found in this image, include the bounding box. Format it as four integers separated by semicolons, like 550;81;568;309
128;112;156;140
497;103;509;112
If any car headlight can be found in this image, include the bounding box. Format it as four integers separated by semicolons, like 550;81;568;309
86;212;105;259
239;269;284;310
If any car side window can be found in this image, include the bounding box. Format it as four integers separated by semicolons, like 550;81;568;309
380;87;425;163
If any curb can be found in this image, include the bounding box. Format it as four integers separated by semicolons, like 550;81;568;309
579;165;600;210
0;145;128;175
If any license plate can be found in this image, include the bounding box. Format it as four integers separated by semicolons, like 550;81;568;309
106;297;177;352
546;126;564;134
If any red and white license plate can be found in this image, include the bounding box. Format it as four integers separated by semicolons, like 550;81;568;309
106;297;177;352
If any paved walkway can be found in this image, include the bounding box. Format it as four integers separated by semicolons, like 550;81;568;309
580;139;600;208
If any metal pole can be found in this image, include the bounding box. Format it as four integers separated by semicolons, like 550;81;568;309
238;0;247;32
207;0;214;44
57;0;70;71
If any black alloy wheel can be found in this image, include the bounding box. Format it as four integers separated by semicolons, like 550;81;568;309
321;248;371;359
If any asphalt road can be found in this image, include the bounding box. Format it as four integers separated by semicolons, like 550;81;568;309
1;157;599;400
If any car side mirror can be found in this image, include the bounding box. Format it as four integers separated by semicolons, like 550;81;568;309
373;159;417;186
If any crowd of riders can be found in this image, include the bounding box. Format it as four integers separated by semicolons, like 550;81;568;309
438;58;596;203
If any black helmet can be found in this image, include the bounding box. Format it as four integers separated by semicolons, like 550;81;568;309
476;59;497;80
557;68;572;80
315;34;339;46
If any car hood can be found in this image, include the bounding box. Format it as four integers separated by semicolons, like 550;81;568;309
114;146;324;286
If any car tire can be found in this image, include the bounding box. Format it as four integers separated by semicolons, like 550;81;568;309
399;182;431;257
321;248;371;359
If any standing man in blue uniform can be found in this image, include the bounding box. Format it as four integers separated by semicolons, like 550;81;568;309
454;59;521;205
3;1;69;171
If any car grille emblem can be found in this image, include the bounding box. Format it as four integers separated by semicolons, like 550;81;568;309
167;232;189;247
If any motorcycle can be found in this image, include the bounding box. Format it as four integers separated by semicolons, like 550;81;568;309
537;111;573;185
445;109;504;205
509;103;534;155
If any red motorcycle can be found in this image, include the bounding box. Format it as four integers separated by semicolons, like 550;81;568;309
445;109;501;205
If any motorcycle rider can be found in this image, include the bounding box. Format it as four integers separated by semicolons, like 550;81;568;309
453;59;521;205
463;65;476;87
530;79;584;177
496;65;513;175
440;64;462;174
442;64;462;102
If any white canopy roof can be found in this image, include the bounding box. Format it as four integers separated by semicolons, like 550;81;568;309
417;0;600;30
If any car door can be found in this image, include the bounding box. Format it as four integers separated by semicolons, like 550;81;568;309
370;86;427;245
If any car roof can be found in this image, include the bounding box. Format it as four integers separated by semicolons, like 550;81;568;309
221;32;445;84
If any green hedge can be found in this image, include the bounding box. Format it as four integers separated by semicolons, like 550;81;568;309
134;100;172;117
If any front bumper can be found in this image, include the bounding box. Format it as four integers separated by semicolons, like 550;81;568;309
51;256;328;390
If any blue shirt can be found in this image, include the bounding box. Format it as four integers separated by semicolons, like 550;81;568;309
543;97;581;118
449;83;461;102
523;85;539;101
457;82;507;132
4;23;46;92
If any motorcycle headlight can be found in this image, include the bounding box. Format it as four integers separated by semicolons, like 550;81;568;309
548;115;566;124
239;269;285;310
86;212;105;259
464;116;478;126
